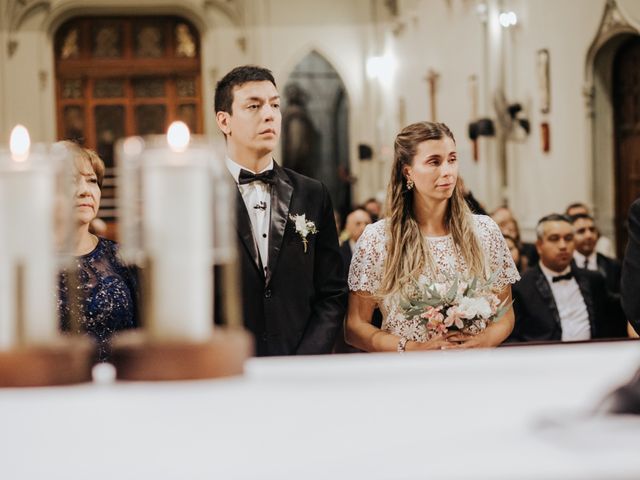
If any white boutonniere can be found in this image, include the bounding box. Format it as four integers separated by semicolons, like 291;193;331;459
289;213;318;253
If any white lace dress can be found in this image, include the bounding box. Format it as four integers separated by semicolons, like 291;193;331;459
347;215;520;342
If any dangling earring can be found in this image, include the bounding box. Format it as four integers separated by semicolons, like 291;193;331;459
406;177;414;190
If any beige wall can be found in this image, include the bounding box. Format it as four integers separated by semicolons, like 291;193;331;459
2;0;636;242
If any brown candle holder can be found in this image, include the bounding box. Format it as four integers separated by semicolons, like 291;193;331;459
0;336;95;387
110;327;253;381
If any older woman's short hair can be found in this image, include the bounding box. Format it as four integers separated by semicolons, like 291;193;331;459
57;141;105;188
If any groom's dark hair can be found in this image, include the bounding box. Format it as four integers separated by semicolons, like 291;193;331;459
215;65;277;114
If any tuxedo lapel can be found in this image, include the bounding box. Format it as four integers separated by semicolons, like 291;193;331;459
533;265;562;329
266;163;293;285
235;186;263;275
574;267;597;337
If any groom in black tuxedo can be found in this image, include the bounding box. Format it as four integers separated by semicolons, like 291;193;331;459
214;65;347;356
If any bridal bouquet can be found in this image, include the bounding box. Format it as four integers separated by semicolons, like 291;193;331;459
399;273;511;337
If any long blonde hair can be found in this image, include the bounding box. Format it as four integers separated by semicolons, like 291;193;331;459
379;122;487;296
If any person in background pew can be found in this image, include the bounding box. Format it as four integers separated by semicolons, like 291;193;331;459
508;214;626;343
566;202;615;258
338;207;372;270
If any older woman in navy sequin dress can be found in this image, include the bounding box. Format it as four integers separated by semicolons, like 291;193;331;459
57;142;138;361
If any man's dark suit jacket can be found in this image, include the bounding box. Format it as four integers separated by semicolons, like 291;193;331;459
339;241;353;273
595;253;622;294
218;162;347;356
508;263;624;342
622;198;640;334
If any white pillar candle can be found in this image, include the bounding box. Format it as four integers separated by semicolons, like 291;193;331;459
139;122;213;341
0;126;57;348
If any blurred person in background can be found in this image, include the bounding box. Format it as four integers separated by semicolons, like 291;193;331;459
491;207;538;268
339;207;372;270
503;234;526;273
566;202;615;258
363;197;382;223
508;214;625;343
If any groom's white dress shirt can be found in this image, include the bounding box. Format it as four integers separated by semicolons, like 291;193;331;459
226;157;273;272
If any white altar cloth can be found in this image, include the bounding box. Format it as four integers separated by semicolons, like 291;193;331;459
1;341;639;479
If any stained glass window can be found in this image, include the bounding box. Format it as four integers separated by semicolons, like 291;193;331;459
94;78;125;98
135;105;166;135
63;106;85;142
177;77;196;97
135;24;164;58
177;104;197;133
62;79;83;99
95;106;125;167
133;78;165;98
93;23;122;58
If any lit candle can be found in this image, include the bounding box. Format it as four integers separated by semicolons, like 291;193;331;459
0;125;58;348
123;122;214;341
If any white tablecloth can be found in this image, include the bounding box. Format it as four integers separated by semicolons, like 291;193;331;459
1;342;640;479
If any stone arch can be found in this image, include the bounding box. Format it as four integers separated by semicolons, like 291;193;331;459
44;1;210;37
584;0;640;253
281;49;352;216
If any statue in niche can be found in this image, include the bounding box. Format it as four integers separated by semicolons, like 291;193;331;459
137;26;162;58
282;83;320;179
61;29;79;59
175;24;196;58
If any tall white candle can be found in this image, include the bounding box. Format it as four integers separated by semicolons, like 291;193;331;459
141;122;213;341
0;126;57;348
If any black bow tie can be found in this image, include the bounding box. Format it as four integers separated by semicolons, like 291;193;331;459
238;169;276;185
552;272;573;283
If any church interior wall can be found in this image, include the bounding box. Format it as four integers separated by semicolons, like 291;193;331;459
1;0;633;242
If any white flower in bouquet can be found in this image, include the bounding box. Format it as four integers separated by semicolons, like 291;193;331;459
433;282;449;297
400;272;511;338
457;296;493;319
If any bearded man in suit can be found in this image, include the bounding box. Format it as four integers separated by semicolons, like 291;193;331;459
571;213;621;293
214;65;347;356
508;214;624;343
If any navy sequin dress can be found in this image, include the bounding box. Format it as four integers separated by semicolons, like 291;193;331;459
58;237;138;361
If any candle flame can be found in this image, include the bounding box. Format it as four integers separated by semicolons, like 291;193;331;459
167;121;190;152
9;125;30;162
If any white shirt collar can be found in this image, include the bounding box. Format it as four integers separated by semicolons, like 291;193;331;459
573;250;596;267
539;261;571;284
225;157;274;184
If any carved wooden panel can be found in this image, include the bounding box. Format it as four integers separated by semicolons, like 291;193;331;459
55;16;203;225
92;22;122;58
135;105;167;135
614;35;640;257
133;78;165;98
94;78;125;98
135;23;165;58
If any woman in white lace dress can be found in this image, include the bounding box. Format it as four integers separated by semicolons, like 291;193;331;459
346;122;519;352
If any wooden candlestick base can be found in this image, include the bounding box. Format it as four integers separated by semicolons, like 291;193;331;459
110;328;253;381
0;337;95;387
